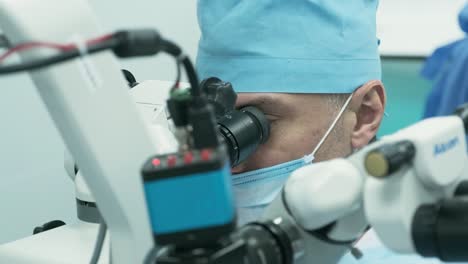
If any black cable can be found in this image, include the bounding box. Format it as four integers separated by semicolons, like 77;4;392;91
160;39;182;57
180;55;200;97
170;57;181;92
0;39;119;75
90;222;107;264
0;30;202;101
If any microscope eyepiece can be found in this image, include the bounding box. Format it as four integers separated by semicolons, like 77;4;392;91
218;106;270;167
365;140;415;178
201;77;271;167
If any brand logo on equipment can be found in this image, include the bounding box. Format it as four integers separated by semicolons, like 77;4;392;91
434;137;459;156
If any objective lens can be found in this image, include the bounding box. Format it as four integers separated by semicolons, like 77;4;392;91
235;223;284;264
412;198;468;262
217;106;270;167
234;218;302;264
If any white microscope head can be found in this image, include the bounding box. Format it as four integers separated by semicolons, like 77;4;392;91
363;115;468;253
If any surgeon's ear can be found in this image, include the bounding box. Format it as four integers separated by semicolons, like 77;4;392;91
349;80;386;148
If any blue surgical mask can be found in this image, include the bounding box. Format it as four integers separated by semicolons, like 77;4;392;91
233;94;354;225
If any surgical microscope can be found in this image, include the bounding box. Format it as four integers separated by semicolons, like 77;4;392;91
1;1;467;263
147;101;468;264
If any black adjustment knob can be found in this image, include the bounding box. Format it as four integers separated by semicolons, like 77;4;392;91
365;140;416;178
200;77;237;118
122;69;139;88
33;220;66;235
454;103;468;133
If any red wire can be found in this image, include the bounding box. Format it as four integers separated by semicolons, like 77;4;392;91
0;33;114;63
86;33;114;46
0;42;69;62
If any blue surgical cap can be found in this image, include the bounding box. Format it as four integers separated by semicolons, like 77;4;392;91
196;0;381;93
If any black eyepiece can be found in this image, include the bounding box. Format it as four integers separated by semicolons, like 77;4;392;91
200;77;271;167
365;140;415;178
218;106;270;166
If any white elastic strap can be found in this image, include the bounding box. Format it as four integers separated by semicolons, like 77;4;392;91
71;35;102;92
73;36;88;57
304;93;354;163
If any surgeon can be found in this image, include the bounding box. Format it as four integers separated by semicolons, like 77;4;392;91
196;0;385;224
195;1;461;263
196;1;380;261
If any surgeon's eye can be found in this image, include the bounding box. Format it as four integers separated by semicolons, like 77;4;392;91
235;94;287;122
264;114;280;122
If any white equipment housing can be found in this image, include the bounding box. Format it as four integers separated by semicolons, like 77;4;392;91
363;116;468;253
0;0;176;260
276;114;468;261
0;80;177;263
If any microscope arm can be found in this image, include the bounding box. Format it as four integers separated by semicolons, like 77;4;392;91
0;1;160;262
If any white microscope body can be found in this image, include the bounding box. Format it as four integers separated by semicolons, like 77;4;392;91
0;80;178;263
63;80;178;217
272;109;468;262
0;1;175;263
363;115;468;254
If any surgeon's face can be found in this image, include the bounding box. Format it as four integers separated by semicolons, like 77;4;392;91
231;93;349;173
231;81;386;174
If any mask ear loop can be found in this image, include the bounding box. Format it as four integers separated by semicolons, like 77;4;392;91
303;93;354;164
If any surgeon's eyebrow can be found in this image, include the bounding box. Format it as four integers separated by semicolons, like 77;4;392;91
236;94;289;116
237;94;276;108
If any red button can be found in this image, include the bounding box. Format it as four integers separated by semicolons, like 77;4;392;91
200;149;212;161
167;155;177;167
151;158;161;167
184;152;193;164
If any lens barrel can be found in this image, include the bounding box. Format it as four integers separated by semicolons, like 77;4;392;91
217;106;270;167
412;198;468;262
